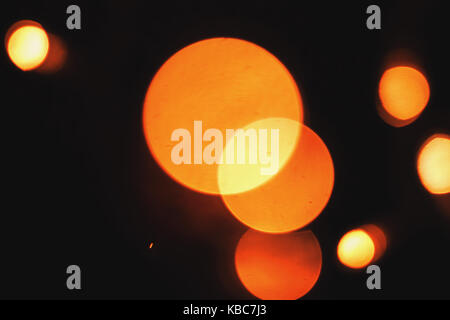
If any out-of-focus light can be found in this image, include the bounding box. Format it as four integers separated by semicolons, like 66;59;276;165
360;224;387;262
217;117;300;195
37;34;67;73
337;229;375;269
221;124;334;234
234;230;322;300
142;38;303;195
376;102;419;128
6;22;49;71
378;66;429;124
417;134;450;195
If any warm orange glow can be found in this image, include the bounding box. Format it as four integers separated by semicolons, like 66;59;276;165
149;242;154;249
360;224;387;262
6;22;49;71
37;33;67;73
217;117;300;195
376;102;419;128
234;230;322;300
337;229;375;269
378;66;430;123
417;134;450;195
221;124;334;233
143;38;303;194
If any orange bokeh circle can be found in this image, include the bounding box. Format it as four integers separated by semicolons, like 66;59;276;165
235;229;322;300
417;134;450;195
6;20;49;71
221;124;334;233
143;38;303;194
337;229;375;269
378;66;430;122
337;225;386;269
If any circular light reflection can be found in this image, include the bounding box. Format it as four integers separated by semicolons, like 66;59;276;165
143;38;303;194
417;134;450;195
235;229;322;300
378;66;429;123
221;124;334;233
217;117;300;195
337;229;375;269
6;21;49;71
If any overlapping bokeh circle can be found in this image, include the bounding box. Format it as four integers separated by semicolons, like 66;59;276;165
142;37;335;299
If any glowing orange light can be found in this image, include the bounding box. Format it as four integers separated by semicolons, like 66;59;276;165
234;230;322;300
378;66;430;123
221;124;334;234
217;117;300;195
143;38;303;195
360;224;387;262
149;242;154;249
337;229;375;269
376;102;420;128
37;34;67;73
417;134;450;195
6;21;49;71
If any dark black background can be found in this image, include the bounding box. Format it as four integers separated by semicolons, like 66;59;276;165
1;0;449;300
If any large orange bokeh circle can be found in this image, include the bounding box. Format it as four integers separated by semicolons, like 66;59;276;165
6;21;49;71
221;124;334;233
378;66;430;122
143;38;303;194
234;230;322;300
417;134;450;195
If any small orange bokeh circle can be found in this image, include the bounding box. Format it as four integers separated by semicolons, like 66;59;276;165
6;20;49;71
379;66;430;123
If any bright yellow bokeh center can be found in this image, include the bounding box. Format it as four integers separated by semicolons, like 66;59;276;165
217;117;300;195
417;135;450;195
7;25;49;71
337;229;375;269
